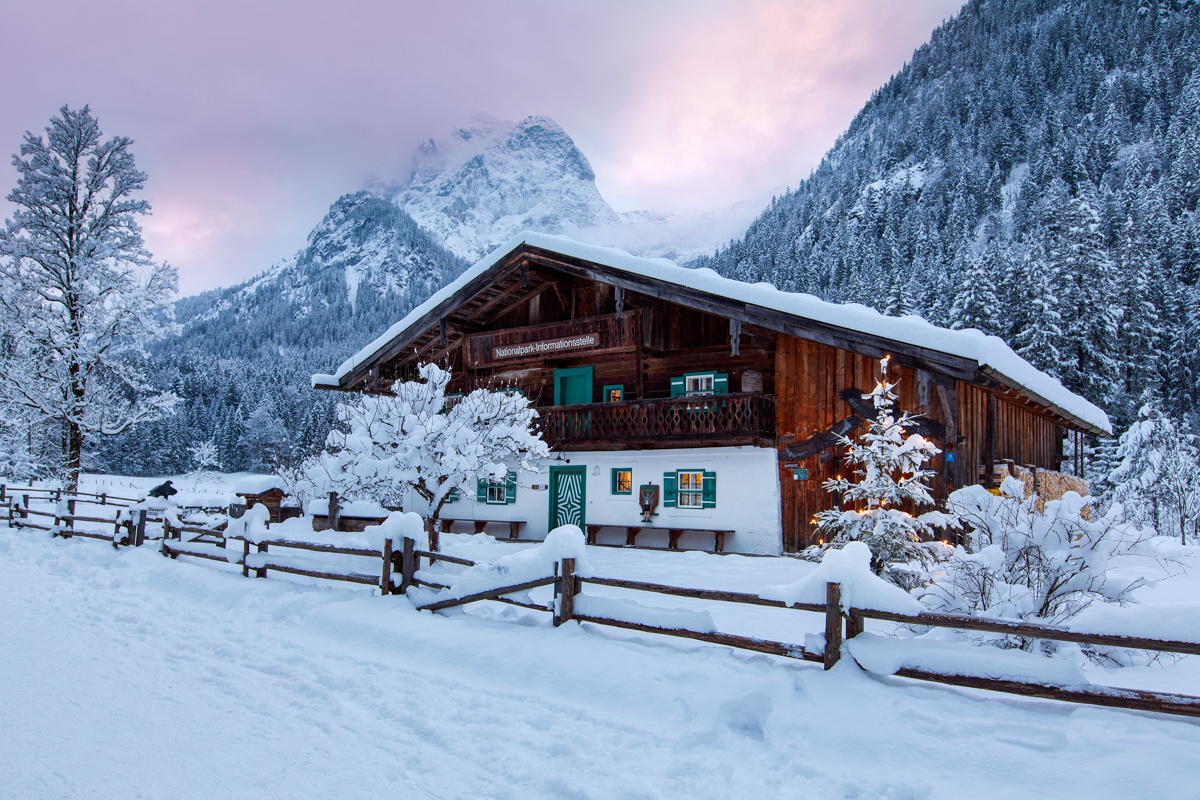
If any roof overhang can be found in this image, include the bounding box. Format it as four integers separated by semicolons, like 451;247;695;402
314;235;1111;437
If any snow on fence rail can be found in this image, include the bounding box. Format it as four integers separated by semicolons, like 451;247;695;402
10;507;1200;719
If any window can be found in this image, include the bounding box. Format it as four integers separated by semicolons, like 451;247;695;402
670;372;729;397
662;469;717;509
677;470;704;508
477;470;516;505
611;468;633;494
603;384;624;402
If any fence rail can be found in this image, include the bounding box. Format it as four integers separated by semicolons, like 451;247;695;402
13;510;1200;719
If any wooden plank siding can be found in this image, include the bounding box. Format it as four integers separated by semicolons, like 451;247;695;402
774;334;1064;551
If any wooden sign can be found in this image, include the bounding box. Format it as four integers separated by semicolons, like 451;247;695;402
464;312;638;368
493;332;598;361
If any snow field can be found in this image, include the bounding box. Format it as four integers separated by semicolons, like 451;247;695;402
4;525;1200;798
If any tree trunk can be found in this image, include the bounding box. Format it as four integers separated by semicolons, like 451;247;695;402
65;418;83;493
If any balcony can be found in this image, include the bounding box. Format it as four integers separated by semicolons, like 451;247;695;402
537;393;776;451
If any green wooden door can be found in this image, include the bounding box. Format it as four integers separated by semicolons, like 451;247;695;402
554;366;593;405
549;466;586;530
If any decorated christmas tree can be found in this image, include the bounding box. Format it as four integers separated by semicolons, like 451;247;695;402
816;356;955;576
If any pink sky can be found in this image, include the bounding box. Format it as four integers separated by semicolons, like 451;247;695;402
0;0;962;296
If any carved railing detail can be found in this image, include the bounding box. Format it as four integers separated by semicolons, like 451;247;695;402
538;393;775;449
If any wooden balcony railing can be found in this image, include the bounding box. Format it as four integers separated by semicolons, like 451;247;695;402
537;393;776;450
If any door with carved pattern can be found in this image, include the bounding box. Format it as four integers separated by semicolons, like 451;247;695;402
549;466;586;530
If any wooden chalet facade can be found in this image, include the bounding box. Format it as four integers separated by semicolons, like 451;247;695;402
314;234;1110;554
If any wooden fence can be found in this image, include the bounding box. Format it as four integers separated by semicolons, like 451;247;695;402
10;502;1200;720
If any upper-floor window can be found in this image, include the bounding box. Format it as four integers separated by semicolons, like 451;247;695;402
685;374;714;396
670;372;728;398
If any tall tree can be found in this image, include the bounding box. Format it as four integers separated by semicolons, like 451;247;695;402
0;105;178;489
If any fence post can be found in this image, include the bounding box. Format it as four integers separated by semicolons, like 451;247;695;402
328;491;340;532
53;501;62;537
242;539;251;578
21;494;29;521
256;542;268;578
846;610;864;640
135;510;147;547
824;582;842;670
1;484;5;502
380;537;393;596
67;498;76;535
554;558;576;627
113;511;123;545
100;492;106;506
400;536;415;593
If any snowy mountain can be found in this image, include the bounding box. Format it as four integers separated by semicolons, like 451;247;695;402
390;114;750;264
392;115;622;260
174;192;467;362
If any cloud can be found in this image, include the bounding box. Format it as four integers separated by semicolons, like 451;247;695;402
594;0;962;214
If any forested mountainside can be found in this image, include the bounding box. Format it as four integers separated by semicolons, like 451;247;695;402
694;0;1200;439
89;194;469;475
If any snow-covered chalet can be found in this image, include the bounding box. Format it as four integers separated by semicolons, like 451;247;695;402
313;233;1110;555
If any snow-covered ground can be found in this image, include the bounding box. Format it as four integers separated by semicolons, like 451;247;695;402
4;506;1200;798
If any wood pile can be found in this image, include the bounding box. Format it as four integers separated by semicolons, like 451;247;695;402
993;461;1090;518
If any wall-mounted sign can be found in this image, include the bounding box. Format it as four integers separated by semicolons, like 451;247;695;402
782;461;799;469
492;332;598;361
793;468;809;480
945;453;956;462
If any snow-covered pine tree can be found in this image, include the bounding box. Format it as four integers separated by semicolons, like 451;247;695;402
948;246;1001;335
0;105;179;490
816;356;956;577
1108;398;1200;544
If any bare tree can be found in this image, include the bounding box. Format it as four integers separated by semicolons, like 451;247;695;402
0;105;179;489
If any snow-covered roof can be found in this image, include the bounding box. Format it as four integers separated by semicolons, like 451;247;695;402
233;476;286;495
315;232;1110;434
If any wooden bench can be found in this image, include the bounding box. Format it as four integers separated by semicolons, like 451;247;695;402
441;518;527;540
585;524;732;554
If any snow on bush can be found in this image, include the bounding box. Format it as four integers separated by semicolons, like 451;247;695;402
300;362;549;549
410;525;589;608
815;356;957;579
922;477;1152;657
761;541;924;615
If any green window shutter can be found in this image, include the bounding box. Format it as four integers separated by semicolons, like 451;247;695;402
670;377;685;397
713;374;729;394
476;479;488;503
505;470;517;504
611;468;619;494
445;487;459;504
663;472;677;507
702;471;717;508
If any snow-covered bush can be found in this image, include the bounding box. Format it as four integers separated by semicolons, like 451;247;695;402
301;362;549;549
816;357;957;579
1107;400;1200;545
923;477;1149;645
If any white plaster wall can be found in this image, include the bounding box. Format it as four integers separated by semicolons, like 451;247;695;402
407;446;783;555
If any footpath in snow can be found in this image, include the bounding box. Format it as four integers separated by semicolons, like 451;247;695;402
3;524;1200;799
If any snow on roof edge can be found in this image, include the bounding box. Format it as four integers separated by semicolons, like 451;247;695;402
318;232;1110;434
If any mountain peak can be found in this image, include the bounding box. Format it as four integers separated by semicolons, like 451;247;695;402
394;115;619;261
